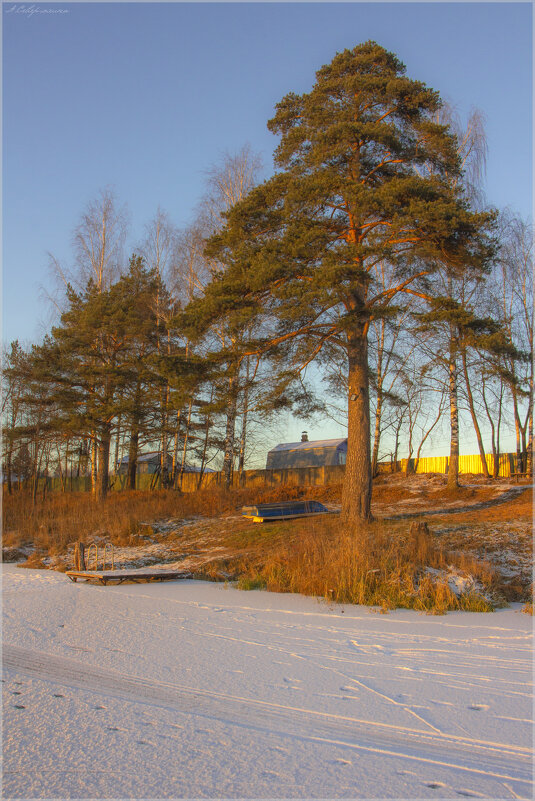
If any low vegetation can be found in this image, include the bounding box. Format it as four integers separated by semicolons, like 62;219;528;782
2;483;333;554
210;517;497;614
2;475;532;614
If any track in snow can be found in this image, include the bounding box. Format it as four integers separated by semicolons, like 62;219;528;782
4;643;533;790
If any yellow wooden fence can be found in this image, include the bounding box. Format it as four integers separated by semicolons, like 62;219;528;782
400;453;516;477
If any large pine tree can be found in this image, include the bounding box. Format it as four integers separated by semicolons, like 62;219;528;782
184;42;496;522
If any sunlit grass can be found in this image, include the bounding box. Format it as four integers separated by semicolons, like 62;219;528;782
3;481;527;613
200;516;499;614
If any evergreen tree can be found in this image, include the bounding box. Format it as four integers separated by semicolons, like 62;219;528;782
184;42;496;522
2;341;26;494
26;256;186;499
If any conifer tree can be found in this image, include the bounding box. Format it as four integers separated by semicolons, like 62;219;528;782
185;42;495;522
2;341;26;494
26;256;185;499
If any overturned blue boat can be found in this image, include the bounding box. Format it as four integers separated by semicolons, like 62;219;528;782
241;499;331;522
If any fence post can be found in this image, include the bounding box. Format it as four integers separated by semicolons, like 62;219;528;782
74;541;86;571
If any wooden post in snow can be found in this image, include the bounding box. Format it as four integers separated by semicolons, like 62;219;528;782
74;542;86;571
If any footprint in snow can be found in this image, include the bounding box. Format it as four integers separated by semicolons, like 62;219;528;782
334;758;352;765
456;791;482;798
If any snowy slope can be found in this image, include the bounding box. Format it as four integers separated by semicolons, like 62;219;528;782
2;564;533;799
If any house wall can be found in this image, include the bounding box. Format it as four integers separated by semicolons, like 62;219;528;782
266;446;344;470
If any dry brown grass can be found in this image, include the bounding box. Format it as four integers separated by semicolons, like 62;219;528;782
1;483;341;556
218;517;497;613
3;476;531;613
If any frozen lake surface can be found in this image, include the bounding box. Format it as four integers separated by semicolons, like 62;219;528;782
2;564;533;799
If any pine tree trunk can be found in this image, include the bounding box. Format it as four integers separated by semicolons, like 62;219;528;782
113;417;121;477
197;419;211;491
342;331;372;523
128;386;142;490
57;447;66;493
31;433;41;506
447;334;460;490
32;459;39;506
63;442;69;492
128;426;139;490
42;451;51;501
6;443;13;495
91;432;98;497
97;428;111;501
171;410;181;487
179;401;193;489
222;373;238;490
160;383;170;485
237;356;251;480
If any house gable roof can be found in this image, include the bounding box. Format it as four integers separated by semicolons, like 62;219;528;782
268;438;347;453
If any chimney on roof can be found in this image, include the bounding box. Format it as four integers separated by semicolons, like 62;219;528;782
301;431;308;442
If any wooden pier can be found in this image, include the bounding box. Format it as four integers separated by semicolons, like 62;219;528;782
66;568;190;586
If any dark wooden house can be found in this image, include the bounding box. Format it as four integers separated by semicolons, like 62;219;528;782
266;433;347;470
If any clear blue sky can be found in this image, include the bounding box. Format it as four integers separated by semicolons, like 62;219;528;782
2;1;533;460
3;0;532;346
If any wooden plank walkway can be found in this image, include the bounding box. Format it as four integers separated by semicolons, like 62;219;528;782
66;569;190;586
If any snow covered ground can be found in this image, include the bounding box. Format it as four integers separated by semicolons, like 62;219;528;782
2;564;533;799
